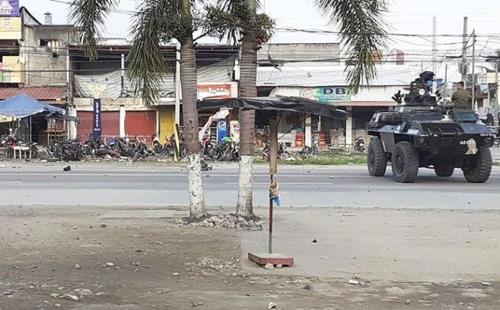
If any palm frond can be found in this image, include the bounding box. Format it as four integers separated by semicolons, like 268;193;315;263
255;13;274;44
316;0;388;93
203;6;242;43
127;0;180;105
203;0;273;44
69;0;118;60
216;0;261;13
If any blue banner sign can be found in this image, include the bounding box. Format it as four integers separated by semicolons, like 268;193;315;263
93;98;102;140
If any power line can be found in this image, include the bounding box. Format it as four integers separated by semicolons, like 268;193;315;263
0;43;241;53
275;27;500;39
0;59;496;75
0;47;481;59
384;11;500;17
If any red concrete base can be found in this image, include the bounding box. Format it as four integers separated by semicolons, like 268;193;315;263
248;252;294;267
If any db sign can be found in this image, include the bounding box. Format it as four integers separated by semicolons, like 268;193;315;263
301;87;351;103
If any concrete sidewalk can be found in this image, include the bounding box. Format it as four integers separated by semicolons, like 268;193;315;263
242;207;500;283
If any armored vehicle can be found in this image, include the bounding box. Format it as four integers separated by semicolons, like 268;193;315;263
367;72;495;183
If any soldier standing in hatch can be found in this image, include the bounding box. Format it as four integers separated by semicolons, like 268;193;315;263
451;81;472;110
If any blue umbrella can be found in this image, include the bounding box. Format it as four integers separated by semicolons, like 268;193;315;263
0;94;65;118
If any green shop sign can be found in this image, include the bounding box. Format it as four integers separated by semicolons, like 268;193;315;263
301;87;351;103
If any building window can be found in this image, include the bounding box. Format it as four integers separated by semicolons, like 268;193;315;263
40;39;60;57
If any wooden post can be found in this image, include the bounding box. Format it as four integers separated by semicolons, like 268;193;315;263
249;111;293;267
269;113;278;175
268;112;278;254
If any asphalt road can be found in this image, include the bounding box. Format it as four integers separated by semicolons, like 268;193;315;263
0;162;499;209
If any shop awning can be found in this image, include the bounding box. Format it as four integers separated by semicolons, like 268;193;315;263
198;96;347;120
0;94;66;119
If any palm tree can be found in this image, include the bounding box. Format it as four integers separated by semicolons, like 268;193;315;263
206;0;386;218
237;0;259;220
315;0;388;92
70;0;208;220
204;0;273;219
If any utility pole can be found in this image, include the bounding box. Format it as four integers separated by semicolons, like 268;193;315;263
174;39;181;125
120;54;125;95
495;60;499;124
432;16;437;74
444;64;448;100
119;53;126;138
471;30;476;110
66;30;76;139
461;17;468;84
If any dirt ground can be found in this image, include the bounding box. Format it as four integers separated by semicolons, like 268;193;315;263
1;206;499;310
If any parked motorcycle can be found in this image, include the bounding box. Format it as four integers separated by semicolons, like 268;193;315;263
27;142;38;159
47;139;84;161
262;142;291;161
298;145;319;159
131;137;151;161
211;137;239;161
202;138;216;161
153;136;176;158
1;136;17;159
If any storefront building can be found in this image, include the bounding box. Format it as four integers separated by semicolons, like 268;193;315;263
0;5;75;144
70;43;239;143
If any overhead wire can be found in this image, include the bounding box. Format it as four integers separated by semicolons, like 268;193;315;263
275;27;500;39
1;58;496;75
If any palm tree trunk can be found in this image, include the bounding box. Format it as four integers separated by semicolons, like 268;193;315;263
180;0;206;221
236;0;258;219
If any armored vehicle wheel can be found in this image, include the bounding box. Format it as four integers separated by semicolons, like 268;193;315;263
462;146;492;183
391;141;419;183
367;137;387;176
434;164;454;177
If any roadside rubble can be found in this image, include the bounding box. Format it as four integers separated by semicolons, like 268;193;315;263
178;214;264;231
50;288;94;303
191;257;239;274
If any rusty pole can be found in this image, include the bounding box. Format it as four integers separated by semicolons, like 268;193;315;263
268;174;274;254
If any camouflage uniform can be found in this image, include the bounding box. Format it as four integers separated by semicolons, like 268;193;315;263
451;90;472;110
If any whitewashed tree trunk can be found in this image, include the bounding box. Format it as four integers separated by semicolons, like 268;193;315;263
236;155;253;217
187;153;206;220
236;0;258;219
179;0;207;221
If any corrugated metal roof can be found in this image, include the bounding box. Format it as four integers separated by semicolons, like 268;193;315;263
257;64;425;87
0;87;66;101
258;43;340;63
198;60;234;83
